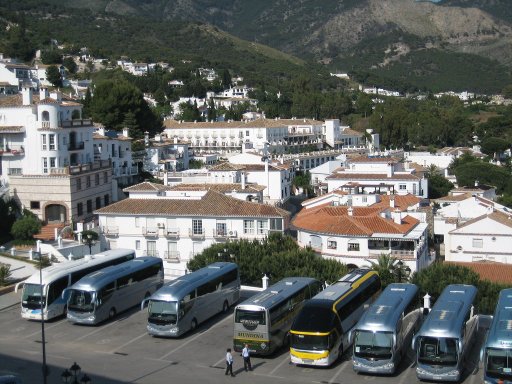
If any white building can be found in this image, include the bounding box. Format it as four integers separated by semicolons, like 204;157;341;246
293;191;430;273
163;118;363;155
0;87;115;230
142;132;190;175
95;184;290;278
326;156;428;198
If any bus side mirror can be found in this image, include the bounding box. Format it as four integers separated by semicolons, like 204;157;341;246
140;299;148;311
479;347;484;363
411;336;417;351
61;288;69;300
348;331;353;344
15;282;23;293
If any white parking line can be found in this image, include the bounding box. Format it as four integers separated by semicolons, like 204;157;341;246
158;314;232;361
269;353;291;376
24;319;66;339
328;360;348;384
75;318;120;341
108;332;147;354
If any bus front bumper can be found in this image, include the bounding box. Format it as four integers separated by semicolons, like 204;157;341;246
352;358;395;374
416;366;460;382
147;323;180;337
21;307;51;321
66;312;96;325
290;348;330;366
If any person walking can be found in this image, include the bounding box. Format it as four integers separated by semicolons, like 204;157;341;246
242;344;252;372
225;348;234;377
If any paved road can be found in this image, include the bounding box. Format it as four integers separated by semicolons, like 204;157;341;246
0;291;488;384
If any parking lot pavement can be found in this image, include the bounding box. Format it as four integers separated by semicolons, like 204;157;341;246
0;300;488;384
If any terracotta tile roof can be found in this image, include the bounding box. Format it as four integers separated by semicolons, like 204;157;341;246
349;156;399;163
168;183;265;193
209;162;246;171
293;204;419;236
447;262;512;285
326;172;419;180
123;181;170;192
95;190;290;218
435;193;472;202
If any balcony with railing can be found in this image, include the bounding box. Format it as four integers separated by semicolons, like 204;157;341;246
103;226;119;236
143;227;159;237
49;159;112;176
61;119;93;128
189;229;205;240
165;228;180;238
0;146;25;156
164;251;180;263
67;142;85;151
213;229;228;239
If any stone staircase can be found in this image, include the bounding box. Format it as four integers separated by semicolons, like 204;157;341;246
34;223;65;241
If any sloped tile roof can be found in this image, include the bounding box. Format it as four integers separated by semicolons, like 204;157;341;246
168;183;265;193
95;190;290;218
447;262;512;285
450;210;512;232
292;204;419;236
349;156;399;163
209;162;246;171
123;181;170;192
326;172;419;180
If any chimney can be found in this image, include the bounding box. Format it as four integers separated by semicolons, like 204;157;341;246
155;134;161;142
393;209;402;225
50;90;61;101
390;196;395;208
174;137;178;144
144;131;149;146
39;87;49;100
122;127;129;138
163;171;168;185
241;171;246;189
387;163;394;177
348;206;354;216
22;85;33;105
475;180;479;187
97;126;105;136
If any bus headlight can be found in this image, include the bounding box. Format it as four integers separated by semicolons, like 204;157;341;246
381;362;394;370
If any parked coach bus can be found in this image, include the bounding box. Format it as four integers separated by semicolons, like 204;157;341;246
351;283;421;374
65;257;163;325
481;288;512;384
289;269;381;366
233;277;323;355
412;284;478;382
15;249;135;320
144;262;240;337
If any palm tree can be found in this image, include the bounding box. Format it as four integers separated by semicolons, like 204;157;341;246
367;253;400;287
0;263;12;286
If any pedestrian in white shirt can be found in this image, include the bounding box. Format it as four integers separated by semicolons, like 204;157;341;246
242;344;252;371
225;348;234;377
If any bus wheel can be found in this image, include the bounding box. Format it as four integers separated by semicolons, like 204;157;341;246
109;307;116;319
222;300;229;313
191;318;197;331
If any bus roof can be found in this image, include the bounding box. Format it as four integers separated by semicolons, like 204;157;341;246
236;277;320;310
22;249;135;285
485;288;512;349
313;269;378;303
354;283;418;333
67;257;162;291
416;284;477;338
149;262;238;302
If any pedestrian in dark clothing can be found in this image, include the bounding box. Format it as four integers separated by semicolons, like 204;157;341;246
242;344;252;371
225;348;234;377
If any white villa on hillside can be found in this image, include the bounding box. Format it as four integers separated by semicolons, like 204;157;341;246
326;155;428;198
95;182;290;278
293;190;430;273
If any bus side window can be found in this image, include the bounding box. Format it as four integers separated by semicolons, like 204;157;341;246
98;282;115;305
47;276;69;304
117;276;131;290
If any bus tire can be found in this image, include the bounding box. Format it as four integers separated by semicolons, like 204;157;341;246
109;307;116;319
222;300;229;313
191;318;197;331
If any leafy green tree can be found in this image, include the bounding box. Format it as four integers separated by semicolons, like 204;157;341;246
502;84;512;99
0;264;12;287
41;49;63;64
453;161;510;193
46;65;62;87
89;79;162;136
0;199;18;243
425;165;453;199
187;233;348;286
221;69;231;89
10;215;41;241
178;102;202;122
1;18;34;62
62;57;77;74
367;254;398;288
480;137;510;157
188;159;205;169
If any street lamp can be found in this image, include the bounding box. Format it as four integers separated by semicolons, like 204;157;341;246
85;234;96;255
395;260;411;283
61;362;91;384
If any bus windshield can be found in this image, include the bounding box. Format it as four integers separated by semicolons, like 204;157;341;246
291;334;329;351
486;348;512;380
22;284;44;309
354;331;393;359
235;309;266;326
148;301;178;325
68;290;95;313
292;305;336;333
418;337;458;366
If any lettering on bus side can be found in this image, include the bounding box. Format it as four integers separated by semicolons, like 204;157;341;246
237;332;265;339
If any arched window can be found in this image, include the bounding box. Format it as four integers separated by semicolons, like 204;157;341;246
42;111;50;121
